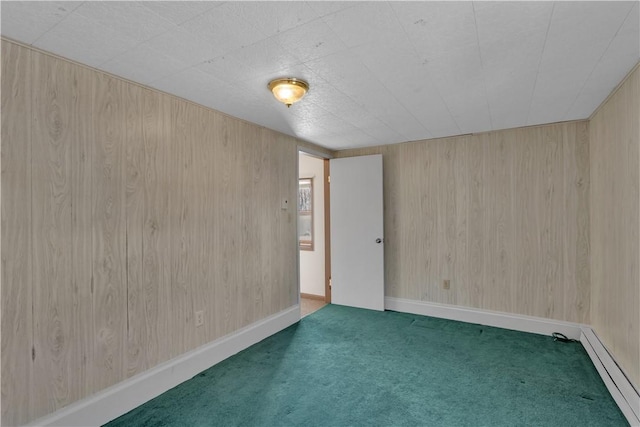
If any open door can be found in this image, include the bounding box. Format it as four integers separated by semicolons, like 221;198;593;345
330;154;384;311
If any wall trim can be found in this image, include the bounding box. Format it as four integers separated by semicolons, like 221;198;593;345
385;297;639;426
589;60;640;121
297;144;334;160
301;292;325;301
385;297;584;339
1;37;334;157
26;305;301;427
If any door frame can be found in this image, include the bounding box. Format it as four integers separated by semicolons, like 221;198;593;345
297;147;332;304
323;158;331;303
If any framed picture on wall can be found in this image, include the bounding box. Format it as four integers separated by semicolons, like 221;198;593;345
298;178;313;251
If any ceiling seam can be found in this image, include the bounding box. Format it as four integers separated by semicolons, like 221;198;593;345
30;1;85;46
525;2;556;126
387;1;462;137
385;2;448;139
561;2;638;121
471;1;495;130
84;2;184;68
310;6;416;144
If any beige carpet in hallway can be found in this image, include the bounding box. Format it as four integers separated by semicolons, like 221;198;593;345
301;297;326;317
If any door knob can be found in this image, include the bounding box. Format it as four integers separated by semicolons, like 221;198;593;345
375;238;383;244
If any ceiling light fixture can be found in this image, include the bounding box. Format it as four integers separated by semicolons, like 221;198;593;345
268;78;309;107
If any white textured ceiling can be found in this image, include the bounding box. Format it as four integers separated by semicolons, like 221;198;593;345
2;1;639;150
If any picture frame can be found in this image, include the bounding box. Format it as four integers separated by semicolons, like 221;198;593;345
298;178;313;251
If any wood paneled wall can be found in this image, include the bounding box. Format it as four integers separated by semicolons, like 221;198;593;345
336;121;591;323
590;64;640;387
2;37;33;427
1;40;303;426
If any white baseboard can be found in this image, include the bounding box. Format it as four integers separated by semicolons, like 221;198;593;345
25;299;639;426
27;305;301;427
581;328;640;426
385;297;583;339
385;297;639;426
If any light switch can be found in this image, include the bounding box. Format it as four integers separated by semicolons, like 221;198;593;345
281;198;289;210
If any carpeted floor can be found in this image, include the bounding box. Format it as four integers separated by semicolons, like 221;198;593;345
105;304;627;427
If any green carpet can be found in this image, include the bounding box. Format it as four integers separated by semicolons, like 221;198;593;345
105;305;627;426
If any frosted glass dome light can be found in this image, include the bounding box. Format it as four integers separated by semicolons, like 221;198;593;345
268;78;309;107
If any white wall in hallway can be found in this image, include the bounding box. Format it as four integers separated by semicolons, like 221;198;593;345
299;153;325;297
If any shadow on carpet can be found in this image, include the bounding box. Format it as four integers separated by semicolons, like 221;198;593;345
105;304;628;427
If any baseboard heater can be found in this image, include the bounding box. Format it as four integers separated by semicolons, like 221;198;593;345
580;327;640;425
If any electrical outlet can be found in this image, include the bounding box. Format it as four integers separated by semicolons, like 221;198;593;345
195;310;204;327
443;279;450;290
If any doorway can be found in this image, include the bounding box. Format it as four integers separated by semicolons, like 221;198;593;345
298;151;330;317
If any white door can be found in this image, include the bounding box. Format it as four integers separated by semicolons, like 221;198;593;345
330;154;384;311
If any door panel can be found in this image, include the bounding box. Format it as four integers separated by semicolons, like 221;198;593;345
330;154;384;311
